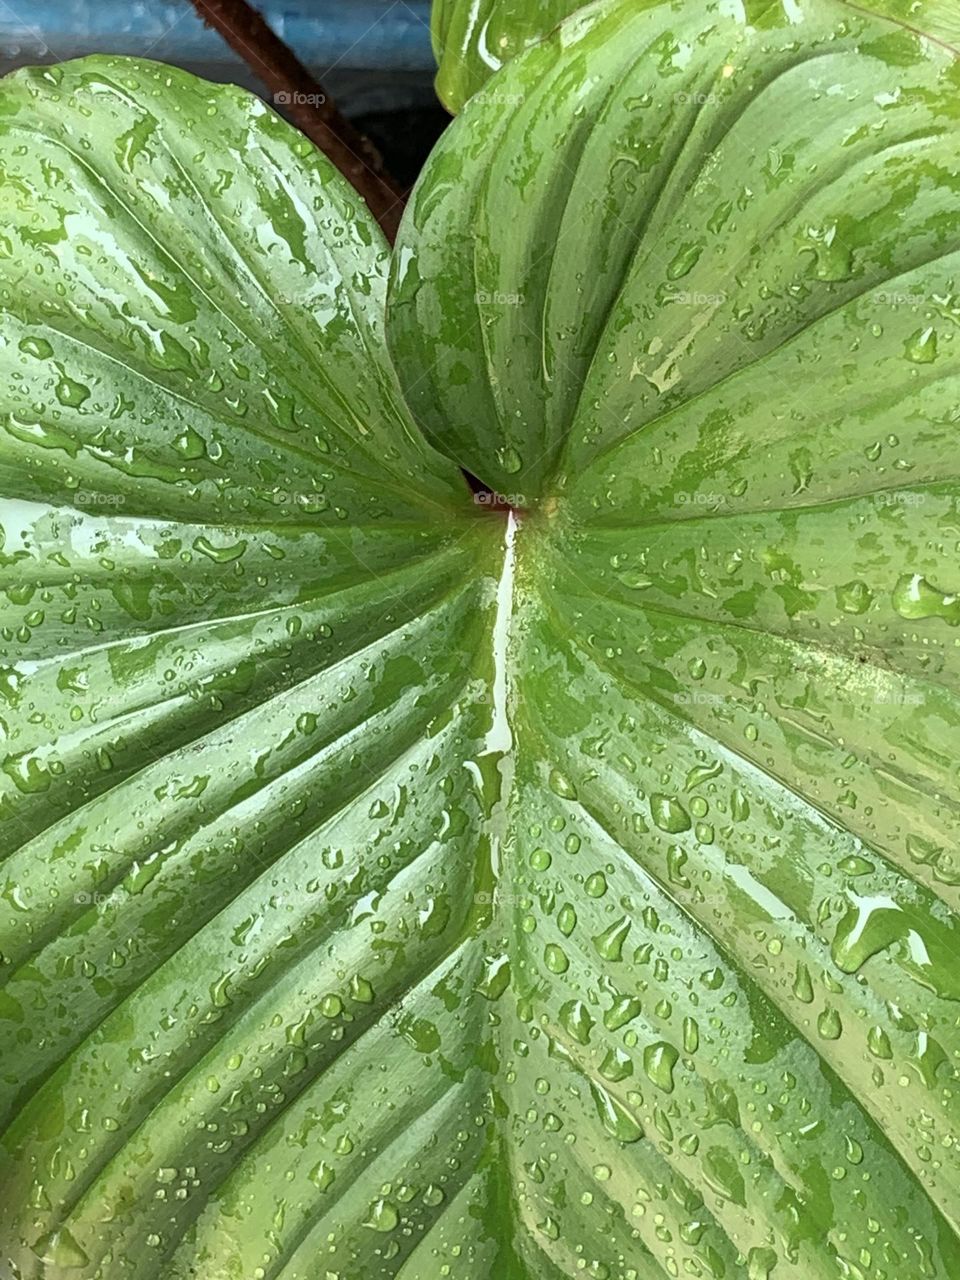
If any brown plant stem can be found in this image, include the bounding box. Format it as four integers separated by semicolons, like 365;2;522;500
190;0;406;242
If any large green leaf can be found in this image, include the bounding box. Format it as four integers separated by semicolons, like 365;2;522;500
0;58;503;1278
431;0;581;113
430;0;960;112
3;0;960;1274
393;0;960;1269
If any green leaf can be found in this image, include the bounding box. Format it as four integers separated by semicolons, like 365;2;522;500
395;0;960;496
430;0;960;113
0;57;503;1278
3;0;960;1274
399;0;960;1271
431;0;584;112
850;0;960;53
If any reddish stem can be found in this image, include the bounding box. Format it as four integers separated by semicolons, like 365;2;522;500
190;0;406;242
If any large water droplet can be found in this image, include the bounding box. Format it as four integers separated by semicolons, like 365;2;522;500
892;574;960;626
818;1007;842;1040
650;794;691;834
32;1230;89;1269
364;1198;399;1232
559;999;594;1045
831;894;905;973
497;446;522;474
590;1081;643;1142
643;1040;679;1092
666;242;703;280
604;996;641;1031
309;1161;335;1191
548;767;578;799
476;954;511;1000
836;580;873;615
904;326;938;363
592;916;630;961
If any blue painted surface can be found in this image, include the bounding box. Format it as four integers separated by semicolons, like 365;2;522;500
0;1;435;71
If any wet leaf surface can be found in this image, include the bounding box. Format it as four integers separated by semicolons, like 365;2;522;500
2;5;960;1275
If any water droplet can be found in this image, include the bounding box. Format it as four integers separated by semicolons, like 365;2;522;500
650;794;691;834
747;1246;779;1280
559;999;594;1045
193;535;248;564
684;760;722;792
619;569;653;590
476;954;510;1000
497;446;522;474
831;894;905;972
643;1040;679;1092
363;1198;399;1232
590;1081;643;1143
867;1025;893;1059
838;855;874;877
792;962;815;1004
592;916;630;961
584;871;608;898
818;1007;842;1040
703;1146;745;1205
54;371;91;408
173;426;207;459
892;573;960;626
806;222;853;280
320;994;343;1019
666;242;703;280
548;767;577;799
309;1161;335;1191
18;336;53;360
32;1230;89;1269
600;1046;633;1082
349;975;375;1004
557;904;577;936
683;1016;699;1054
904;326;938;363
836;580;873;614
